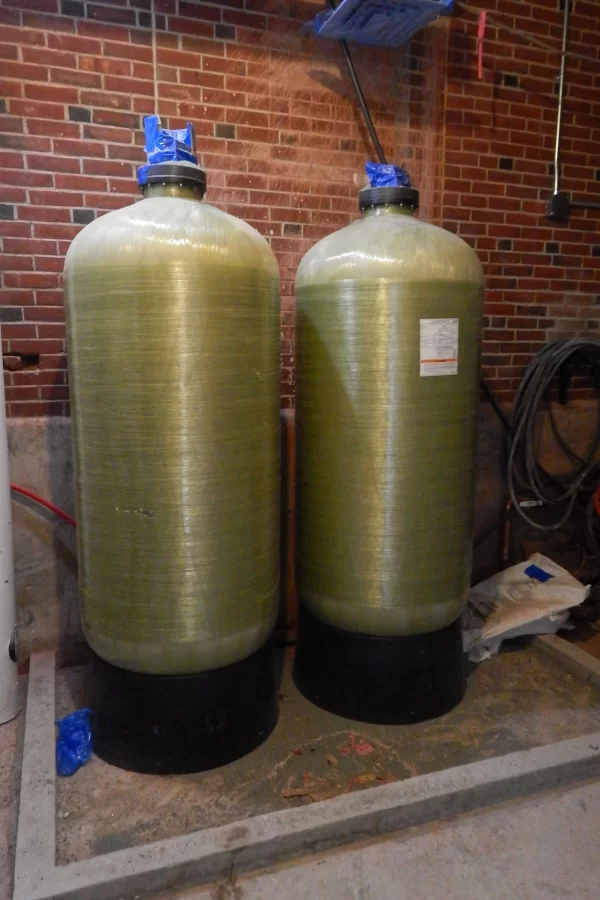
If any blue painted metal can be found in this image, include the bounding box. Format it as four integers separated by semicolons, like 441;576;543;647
311;0;453;48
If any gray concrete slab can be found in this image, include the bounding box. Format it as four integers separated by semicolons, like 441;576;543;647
187;779;600;900
13;653;55;900
0;679;25;900
537;633;600;687
54;640;600;865
12;650;600;900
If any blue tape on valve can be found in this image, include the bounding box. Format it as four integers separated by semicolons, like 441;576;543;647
138;115;198;187
365;161;412;188
524;564;554;583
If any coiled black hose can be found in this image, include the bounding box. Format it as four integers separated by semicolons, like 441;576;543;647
507;338;600;532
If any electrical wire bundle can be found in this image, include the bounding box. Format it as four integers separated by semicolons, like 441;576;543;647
506;338;600;555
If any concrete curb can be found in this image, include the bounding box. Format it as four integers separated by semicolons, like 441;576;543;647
13;651;600;900
536;633;600;687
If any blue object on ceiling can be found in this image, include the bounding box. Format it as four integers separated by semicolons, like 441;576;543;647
311;0;453;48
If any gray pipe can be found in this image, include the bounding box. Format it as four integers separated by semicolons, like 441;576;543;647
553;0;571;196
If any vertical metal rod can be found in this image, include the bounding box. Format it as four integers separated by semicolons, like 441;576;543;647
553;0;571;195
326;0;387;163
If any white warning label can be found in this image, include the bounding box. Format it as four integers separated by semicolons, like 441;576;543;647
419;318;459;377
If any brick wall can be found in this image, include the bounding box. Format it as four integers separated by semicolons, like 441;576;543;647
444;0;600;401
0;0;599;417
0;0;434;417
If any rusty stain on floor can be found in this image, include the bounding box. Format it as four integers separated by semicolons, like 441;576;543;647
54;641;600;866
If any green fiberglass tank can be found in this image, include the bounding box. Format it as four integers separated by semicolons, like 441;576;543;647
293;165;484;725
64;118;280;773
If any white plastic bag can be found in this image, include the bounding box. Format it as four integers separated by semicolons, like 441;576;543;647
464;553;589;662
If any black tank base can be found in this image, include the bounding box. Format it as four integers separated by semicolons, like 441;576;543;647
293;608;465;725
88;640;278;775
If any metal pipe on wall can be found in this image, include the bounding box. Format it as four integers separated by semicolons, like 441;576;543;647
552;0;571;197
546;0;600;218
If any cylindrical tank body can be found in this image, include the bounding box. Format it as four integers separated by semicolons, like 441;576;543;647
64;176;280;678
294;184;483;721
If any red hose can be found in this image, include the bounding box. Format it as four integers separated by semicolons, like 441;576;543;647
10;484;77;528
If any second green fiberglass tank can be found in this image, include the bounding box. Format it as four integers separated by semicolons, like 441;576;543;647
293;165;484;723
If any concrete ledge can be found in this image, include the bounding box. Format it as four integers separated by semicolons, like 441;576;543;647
536;634;600;687
13;652;600;900
13;653;56;900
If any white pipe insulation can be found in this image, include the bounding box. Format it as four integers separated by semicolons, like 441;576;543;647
0;340;18;725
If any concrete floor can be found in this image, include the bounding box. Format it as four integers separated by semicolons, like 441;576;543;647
53;642;600;866
0;681;25;900
171;779;600;900
4;640;600;897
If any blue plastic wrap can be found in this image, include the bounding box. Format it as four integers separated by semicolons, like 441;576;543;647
56;709;92;776
311;0;453;48
138;115;198;187
366;161;412;188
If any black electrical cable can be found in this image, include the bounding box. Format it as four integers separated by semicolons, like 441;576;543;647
507;338;600;532
480;377;513;437
326;0;387;164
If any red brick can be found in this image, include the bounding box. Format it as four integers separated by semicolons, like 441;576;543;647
83;192;128;209
98;41;144;64
53;139;106;158
0;44;18;60
103;76;155;97
4;238;57;255
79;55;131;76
39;353;67;370
25;306;65;322
203;55;246;76
5;386;40;403
27;153;80;173
10;101;66;121
17;206;72;223
4;273;60;289
21;46;77;68
0;25;45;46
5;62;49;83
0;255;34;271
83;124;134;144
48;33;102;55
39;385;69;401
0;222;31;239
80;90;132;111
50;68;103;89
82;158;133;176
25;83;79;104
0;324;37;340
0;115;24;135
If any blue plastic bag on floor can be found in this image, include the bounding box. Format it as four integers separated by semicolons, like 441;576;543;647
56;709;92;776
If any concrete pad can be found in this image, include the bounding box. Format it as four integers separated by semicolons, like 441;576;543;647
13;653;55;900
537;633;600;687
0;680;25;900
12;651;600;900
188;779;600;900
54;640;600;865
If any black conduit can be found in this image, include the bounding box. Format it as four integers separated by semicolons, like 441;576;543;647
327;0;387;163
